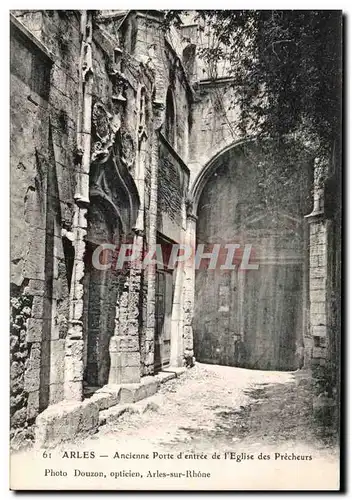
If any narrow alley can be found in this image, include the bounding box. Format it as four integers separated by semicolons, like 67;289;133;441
93;363;338;458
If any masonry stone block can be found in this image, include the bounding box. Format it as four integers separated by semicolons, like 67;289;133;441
90;391;120;411
119;384;140;404
65;353;84;383
118;337;139;351
312;346;327;359
26;318;43;343
310;277;326;290
64;381;83;401
26;344;41;371
310;312;326;327
27;390;40;421
49;382;64;405
310;302;326;315
26;280;45;297
50;339;65;385
118;352;140;367
310;290;326;304
143;352;154;367
312;325;327;337
119;375;159;403
35;399;99;448
24;368;40;392
310;266;326;279
119;366;141;384
31;296;45;319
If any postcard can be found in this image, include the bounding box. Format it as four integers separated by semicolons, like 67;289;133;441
10;9;342;490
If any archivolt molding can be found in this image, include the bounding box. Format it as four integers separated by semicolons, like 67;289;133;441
188;135;315;217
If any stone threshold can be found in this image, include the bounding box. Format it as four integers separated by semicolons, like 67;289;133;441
35;367;186;448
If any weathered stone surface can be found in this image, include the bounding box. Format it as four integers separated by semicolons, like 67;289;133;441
27;390;40;421
163;367;186;378
90;391;120;411
26;318;43;343
119;376;160;404
312;347;327;359
310;302;326;315
24;368;40;392
11;408;27;428
119;384;141;404
31;296;45;319
49;339;65;385
35;399;99;448
26;344;41;371
155;371;176;384
99;404;138;427
49;383;65;406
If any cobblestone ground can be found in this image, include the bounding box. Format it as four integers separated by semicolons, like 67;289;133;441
87;362;339;460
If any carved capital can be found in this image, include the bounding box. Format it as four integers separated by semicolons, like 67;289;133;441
305;156;329;220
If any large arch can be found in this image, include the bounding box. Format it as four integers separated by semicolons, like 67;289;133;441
189;138;313;371
189;138;256;215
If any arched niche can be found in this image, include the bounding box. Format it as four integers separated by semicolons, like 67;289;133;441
83;138;140;388
163;87;177;148
83;198;122;387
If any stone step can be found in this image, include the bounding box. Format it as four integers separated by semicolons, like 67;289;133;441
99;404;139;427
97;369;186;427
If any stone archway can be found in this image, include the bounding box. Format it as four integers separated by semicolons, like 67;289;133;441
189;139;313;371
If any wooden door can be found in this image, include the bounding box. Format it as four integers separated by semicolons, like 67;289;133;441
154;270;173;371
277;265;302;370
243;263;302;370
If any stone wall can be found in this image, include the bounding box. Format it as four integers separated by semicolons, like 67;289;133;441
188;81;241;187
11;10;195;424
157;137;189;242
10;11;80;442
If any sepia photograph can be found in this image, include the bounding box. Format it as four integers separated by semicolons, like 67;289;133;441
9;8;342;490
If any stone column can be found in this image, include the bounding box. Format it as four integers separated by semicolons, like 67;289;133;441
182;211;197;365
64;206;88;400
108;230;143;385
134;98;147;375
305;157;329;366
64;11;93;400
144;100;164;375
169;199;187;368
